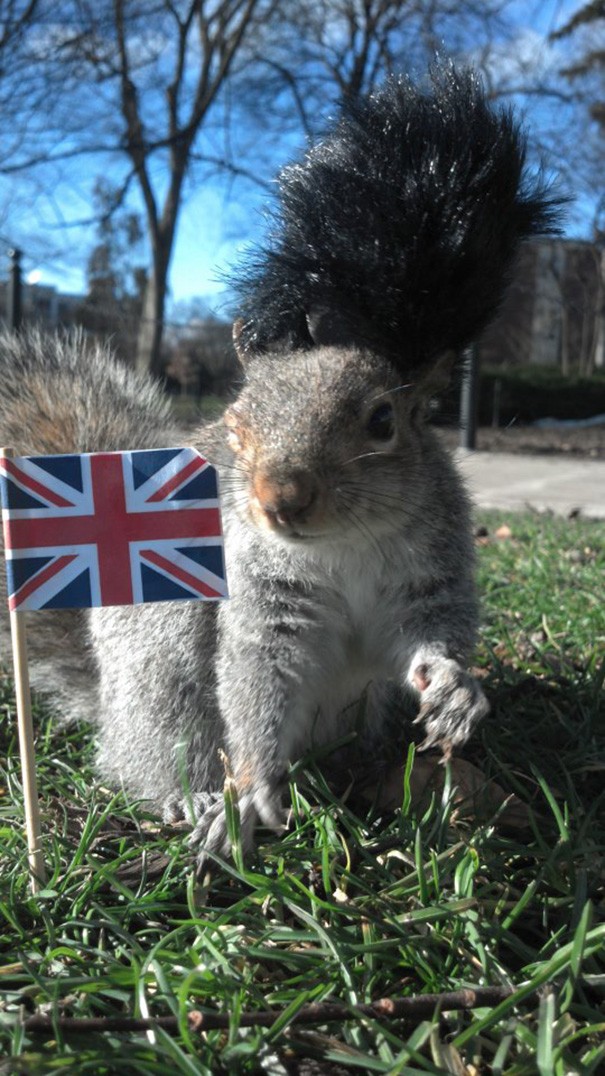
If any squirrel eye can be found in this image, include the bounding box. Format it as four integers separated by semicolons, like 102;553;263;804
366;402;395;442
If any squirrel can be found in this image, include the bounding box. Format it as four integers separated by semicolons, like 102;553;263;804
0;65;562;865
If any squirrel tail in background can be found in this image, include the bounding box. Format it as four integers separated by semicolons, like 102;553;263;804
233;63;565;372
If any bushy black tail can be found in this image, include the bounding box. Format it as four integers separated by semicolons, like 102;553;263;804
233;64;564;372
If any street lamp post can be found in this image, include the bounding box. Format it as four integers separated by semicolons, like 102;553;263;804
7;248;22;331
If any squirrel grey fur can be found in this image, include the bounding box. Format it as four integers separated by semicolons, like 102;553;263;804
0;66;562;863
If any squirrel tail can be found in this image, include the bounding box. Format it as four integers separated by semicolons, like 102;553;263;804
234;63;565;372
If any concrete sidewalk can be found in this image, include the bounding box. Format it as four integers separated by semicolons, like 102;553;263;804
455;451;605;520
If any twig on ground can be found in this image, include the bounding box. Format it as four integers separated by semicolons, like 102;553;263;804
22;984;524;1036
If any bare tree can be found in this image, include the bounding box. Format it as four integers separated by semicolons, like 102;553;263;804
43;1;280;375
237;0;515;145
1;1;279;373
552;1;605;129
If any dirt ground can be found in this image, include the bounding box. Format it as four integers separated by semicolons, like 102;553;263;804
436;424;605;460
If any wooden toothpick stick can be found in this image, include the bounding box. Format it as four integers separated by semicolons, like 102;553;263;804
1;448;46;892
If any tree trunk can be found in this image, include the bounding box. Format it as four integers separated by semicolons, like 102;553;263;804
135;244;170;378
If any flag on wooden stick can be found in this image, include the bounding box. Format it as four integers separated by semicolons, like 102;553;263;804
0;446;228;892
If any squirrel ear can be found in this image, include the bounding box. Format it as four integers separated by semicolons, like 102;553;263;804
232;318;249;367
224;403;244;453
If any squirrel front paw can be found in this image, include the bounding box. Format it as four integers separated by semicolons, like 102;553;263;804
189;780;287;873
409;652;489;755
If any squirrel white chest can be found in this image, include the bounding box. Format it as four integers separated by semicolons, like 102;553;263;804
289;554;405;752
324;542;411;675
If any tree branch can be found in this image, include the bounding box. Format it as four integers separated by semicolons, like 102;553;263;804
0;0;39;53
21;984;527;1037
190;151;273;189
550;0;605;41
113;0;159;235
257;57;315;139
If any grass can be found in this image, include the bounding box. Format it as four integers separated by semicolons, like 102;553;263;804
1;511;604;1075
168;393;227;426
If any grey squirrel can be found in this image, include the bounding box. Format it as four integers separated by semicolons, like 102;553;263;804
0;66;562;864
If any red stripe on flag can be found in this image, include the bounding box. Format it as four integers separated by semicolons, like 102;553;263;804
146;455;204;502
140;548;223;599
9;554;77;611
2;458;75;508
89;454;133;605
3;501;220;551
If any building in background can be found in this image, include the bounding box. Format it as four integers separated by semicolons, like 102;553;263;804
0;279;82;331
478;238;604;374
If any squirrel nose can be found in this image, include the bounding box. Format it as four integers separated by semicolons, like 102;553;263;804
254;472;317;527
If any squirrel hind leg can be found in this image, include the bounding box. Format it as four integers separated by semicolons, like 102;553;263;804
189;792;259;873
162;790;224;825
190;784;288;874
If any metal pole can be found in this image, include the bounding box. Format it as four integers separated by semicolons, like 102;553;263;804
492;378;501;429
7;248;22;331
459;345;479;450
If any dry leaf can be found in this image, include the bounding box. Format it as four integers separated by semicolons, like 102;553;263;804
366;756;531;830
115;851;172;885
332;887;349;904
430;1027;472;1075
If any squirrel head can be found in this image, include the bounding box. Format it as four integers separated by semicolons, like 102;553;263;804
223;343;453;546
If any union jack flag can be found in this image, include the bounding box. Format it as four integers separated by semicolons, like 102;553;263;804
0;448;228;611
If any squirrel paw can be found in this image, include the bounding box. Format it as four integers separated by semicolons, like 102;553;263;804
410;655;489;754
189;782;287;874
162;790;223;825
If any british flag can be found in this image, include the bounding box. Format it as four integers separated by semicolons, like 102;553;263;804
0;448;228;611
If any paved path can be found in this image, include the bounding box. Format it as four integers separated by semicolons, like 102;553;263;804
455;451;605;520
